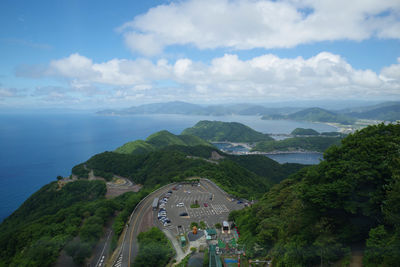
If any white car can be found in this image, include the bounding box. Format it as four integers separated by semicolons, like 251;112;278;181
176;202;184;207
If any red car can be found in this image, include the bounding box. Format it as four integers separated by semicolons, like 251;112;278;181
203;203;208;207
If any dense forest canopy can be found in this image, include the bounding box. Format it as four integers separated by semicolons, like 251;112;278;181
230;123;400;266
182;120;274;142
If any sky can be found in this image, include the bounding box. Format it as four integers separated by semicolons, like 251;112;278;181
0;0;400;109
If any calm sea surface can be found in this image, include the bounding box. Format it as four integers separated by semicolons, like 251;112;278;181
0;113;335;221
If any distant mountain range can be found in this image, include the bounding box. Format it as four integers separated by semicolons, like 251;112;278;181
262;107;356;124
97;101;301;116
97;101;400;123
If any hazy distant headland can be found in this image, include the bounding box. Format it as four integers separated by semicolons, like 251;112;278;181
97;100;400;125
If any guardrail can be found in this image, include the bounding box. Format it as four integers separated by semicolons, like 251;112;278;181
110;182;177;267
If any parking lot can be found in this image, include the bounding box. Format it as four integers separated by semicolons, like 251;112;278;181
153;179;244;235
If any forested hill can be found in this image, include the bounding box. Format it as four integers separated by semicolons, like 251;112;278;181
74;145;303;199
262;107;355;124
181;120;273;142
229;123;400;266
115;130;212;155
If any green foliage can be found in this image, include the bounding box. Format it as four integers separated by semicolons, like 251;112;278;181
175;253;191;267
191;203;200;208
161;144;220;158
71;163;89;178
182;120;274;142
227;154;305;184
93;169;113;181
364;226;400;266
133;227;175;267
115;130;211;155
65;239;91;265
263;107;355;124
291;128;319;135
346;102;400;121
191;222;199;228
115;140;155;155
253;136;342;153
203;248;209;267
0;180;110;266
215;223;222;229
230;123;400;265
200;221;206;229
287;107;356;124
82;147;274;199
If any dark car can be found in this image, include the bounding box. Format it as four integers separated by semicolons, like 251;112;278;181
179;212;188;216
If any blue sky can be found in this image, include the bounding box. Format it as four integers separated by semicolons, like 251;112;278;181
0;0;399;109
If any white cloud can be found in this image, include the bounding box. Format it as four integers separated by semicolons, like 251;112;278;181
381;57;400;81
117;0;400;55
23;51;398;102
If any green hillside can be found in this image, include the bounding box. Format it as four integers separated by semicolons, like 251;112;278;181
115;130;212;155
80;149;272;199
0;180;149;266
346;102;400;121
182;120;273;143
115;140;155;155
226;154;305;184
288;107;355;124
262;108;355;124
252;136;342;153
291;128;320;135
229;123;400;266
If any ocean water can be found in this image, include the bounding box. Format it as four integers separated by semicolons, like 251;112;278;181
266;152;323;165
0;113;335;221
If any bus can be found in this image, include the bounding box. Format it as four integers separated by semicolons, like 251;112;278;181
152;197;159;210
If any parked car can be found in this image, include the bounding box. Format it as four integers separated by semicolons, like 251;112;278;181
176;202;184;207
203;203;208;207
179;212;188;216
237;200;243;204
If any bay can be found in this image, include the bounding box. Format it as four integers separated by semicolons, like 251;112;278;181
0;113;335;221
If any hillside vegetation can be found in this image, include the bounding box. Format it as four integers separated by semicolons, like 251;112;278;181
345;102;400;121
262;107;355;124
0;180;149;266
291;128;320;135
230;123;400;266
115;130;212;155
252;136;342;153
182;120;273;143
79;149;271;199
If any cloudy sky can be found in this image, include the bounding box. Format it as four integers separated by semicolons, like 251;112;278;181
1;0;399;109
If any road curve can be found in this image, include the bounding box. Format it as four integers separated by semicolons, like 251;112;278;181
112;183;176;267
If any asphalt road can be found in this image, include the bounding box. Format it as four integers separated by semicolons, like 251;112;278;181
111;179;245;267
90;229;113;267
113;184;175;267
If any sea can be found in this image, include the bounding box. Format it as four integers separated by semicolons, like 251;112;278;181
0;112;336;222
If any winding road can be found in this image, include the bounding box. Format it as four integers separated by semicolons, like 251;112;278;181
111;184;176;267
